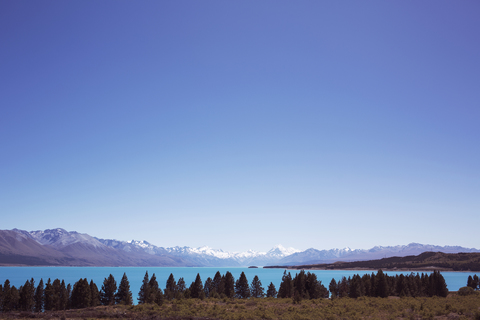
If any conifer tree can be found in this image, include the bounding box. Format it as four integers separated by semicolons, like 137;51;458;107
71;278;91;309
116;273;133;305
138;271;150;304
224;272;235;298
204;277;213;298
90;280;101;307
278;271;293;298
235;272;250;299
44;278;54;311
176;277;186;299
19;278;35;311
266;282;277;298
164;273;176;300
100;274;117;305
190;273;204;299
250;275;264;298
329;278;338;298
34;279;44;312
149;273;163;305
212;271;223;295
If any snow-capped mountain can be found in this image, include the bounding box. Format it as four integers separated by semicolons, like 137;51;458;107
2;228;479;267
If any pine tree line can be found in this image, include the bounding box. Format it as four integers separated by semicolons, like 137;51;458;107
328;270;449;298
0;269;453;313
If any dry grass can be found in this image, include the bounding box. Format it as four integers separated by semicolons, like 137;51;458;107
1;293;480;319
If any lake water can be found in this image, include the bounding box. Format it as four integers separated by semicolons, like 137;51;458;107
0;267;475;303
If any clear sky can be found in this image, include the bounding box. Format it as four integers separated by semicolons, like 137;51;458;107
1;1;479;253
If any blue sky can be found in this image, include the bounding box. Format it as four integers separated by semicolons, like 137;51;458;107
1;1;479;252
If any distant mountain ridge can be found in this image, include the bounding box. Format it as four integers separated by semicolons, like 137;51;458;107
0;228;478;267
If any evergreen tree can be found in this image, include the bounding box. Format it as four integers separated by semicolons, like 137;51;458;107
212;271;223;296
71;278;91;309
235;272;250;299
278;271;293;298
116;273;133;305
204;277;213;298
148;273;163;305
190;273;204;299
375;270;388;298
44;278;54;311
2;279;13;312
224;272;235;298
177;277;186;299
90;280;101;307
100;274;117;305
329;278;338;298
138;271;150;304
34;279;44;312
19;278;35;312
164;273;176;300
266;282;277;298
250;275;264;298
59;280;69;310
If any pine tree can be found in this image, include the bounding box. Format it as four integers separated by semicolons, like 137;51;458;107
266;282;277;298
190;273;204;299
329;278;338;298
250;275;264;298
71;278;91;309
148;273;163;305
59;280;69;310
90;280;101;307
19;278;35;311
164;273;176;300
34;279;44;312
204;277;213;298
44;278;54;311
235;272;250;299
212;271;223;296
278;271;293;298
116;273;133;305
177;277;186;299
138;271;150;304
100;274;117;305
224;272;235;298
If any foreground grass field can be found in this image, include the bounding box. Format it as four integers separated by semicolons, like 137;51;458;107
1;294;480;319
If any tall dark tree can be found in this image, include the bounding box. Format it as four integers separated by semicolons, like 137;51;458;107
34;279;44;312
19;278;35;312
375;270;389;298
164;273;176;300
278;271;293;298
90;280;101;306
212;271;223;296
138;271;150;304
329;278;338;298
100;274;117;305
59;280;69;310
190;273;204;299
2;279;13;312
116;273;133;305
71;278;91;309
177;277;187;299
43;278;54;311
266;282;277;298
148;273;163;305
204;277;213;298
250;275;264;298
235;272;250;299
224;272;235;298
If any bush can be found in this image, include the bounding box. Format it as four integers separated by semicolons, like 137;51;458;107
458;286;477;296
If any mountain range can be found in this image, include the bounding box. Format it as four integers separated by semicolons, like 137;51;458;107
1;228;478;267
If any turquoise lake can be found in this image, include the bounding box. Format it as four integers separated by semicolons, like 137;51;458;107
0;267;475;303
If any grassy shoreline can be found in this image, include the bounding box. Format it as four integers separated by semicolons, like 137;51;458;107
1;294;480;319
